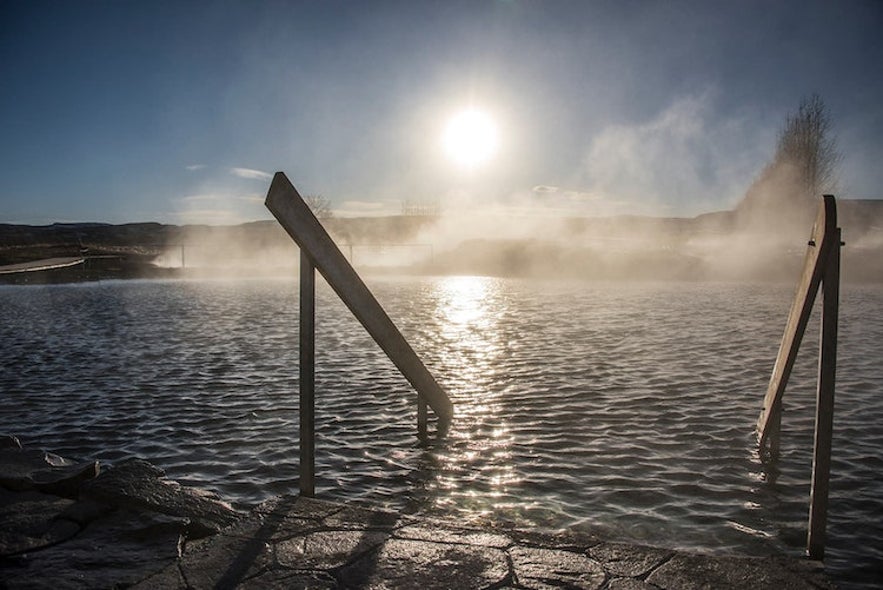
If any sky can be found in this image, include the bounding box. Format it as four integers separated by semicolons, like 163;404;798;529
1;0;881;225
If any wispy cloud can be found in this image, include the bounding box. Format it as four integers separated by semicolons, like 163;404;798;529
181;194;217;202
172;191;270;225
185;164;206;171
238;193;264;204
230;167;273;181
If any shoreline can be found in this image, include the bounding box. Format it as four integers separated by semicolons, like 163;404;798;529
1;436;837;589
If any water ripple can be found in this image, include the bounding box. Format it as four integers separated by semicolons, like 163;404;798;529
1;278;881;588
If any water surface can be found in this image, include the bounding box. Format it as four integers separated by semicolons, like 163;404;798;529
1;277;881;588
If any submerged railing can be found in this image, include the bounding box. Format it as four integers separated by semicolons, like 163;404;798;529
265;172;453;497
756;194;842;560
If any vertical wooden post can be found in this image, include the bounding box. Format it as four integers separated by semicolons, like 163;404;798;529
299;251;316;497
181;244;186;269
807;229;840;559
266;172;453;426
767;406;781;459
417;396;428;439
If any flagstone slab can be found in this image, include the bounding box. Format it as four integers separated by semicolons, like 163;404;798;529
338;538;509;590
509;545;606;590
645;553;835;590
589;541;672;577
394;522;512;548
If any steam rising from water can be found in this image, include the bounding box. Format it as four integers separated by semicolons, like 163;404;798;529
153;188;881;283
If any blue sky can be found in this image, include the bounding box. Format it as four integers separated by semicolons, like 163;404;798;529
1;0;881;224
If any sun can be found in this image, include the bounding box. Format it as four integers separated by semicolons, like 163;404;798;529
442;109;498;168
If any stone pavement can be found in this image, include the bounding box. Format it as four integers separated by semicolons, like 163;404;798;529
134;495;835;590
1;437;836;589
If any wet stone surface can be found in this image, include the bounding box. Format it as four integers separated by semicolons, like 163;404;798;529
0;441;243;589
645;553;834;590
589;542;673;577
132;495;836;590
1;440;838;589
509;545;606;589
80;458;238;538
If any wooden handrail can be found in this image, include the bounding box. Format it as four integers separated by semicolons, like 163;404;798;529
756;194;841;560
265;172;453;496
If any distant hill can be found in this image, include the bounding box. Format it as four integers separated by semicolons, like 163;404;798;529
1;200;881;282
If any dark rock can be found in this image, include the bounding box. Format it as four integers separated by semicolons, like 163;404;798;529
509;545;606;590
0;488;80;557
589;542;672;577
80;458;240;538
338;538;509;590
645;553;836;590
57;498;114;527
1;507;185;589
0;434;22;449
0;448;99;497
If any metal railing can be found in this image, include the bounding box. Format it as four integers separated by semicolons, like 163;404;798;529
265;172;453;497
756;194;841;560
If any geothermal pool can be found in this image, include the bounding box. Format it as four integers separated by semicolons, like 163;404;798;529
1;277;881;588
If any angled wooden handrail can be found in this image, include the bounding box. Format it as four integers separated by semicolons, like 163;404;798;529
756;194;841;560
265;172;453;496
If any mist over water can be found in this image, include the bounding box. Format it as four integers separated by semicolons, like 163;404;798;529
144;155;882;284
1;277;882;589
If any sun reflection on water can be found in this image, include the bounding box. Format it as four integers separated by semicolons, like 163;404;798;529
425;275;521;519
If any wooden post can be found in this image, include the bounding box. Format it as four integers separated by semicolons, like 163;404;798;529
757;196;837;453
767;407;781;459
756;195;841;560
266;172;453;429
417;397;428;439
299;251;316;497
807;228;840;559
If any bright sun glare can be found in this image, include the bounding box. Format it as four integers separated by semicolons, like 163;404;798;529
442;109;498;168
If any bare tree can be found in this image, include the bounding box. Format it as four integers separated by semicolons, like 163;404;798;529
736;94;842;232
774;93;841;197
304;194;334;219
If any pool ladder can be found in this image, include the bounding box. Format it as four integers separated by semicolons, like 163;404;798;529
265;172;453;498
